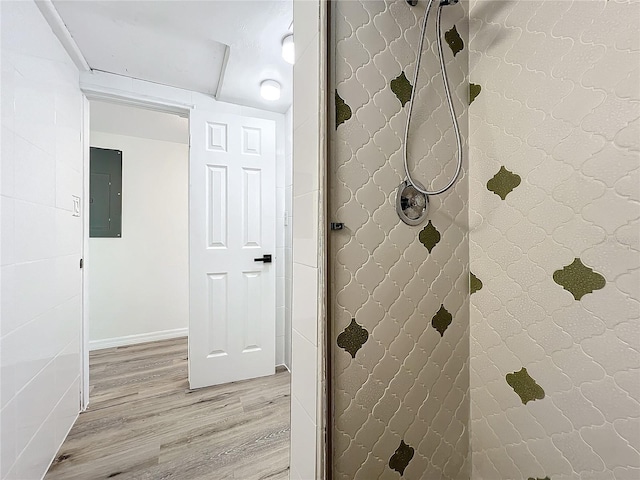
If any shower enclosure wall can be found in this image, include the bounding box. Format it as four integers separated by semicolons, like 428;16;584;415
330;1;470;478
329;1;640;479
468;2;639;479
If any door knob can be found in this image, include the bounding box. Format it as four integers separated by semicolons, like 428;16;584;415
254;254;272;263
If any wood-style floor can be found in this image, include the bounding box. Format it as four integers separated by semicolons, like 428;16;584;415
45;337;291;480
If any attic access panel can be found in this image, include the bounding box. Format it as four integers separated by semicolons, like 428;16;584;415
90;147;122;238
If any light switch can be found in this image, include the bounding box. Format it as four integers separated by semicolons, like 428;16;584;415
72;195;81;217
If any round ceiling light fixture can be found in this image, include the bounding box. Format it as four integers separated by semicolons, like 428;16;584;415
282;34;294;64
260;79;281;101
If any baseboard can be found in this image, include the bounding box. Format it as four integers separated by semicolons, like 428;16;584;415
89;328;188;351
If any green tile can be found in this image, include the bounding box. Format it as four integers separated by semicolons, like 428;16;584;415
391;71;413;107
335;91;352;128
470;272;483;295
470;83;481;104
528;477;551;480
419;220;441;253
553;258;606;300
487;166;521;200
337;318;369;358
445;25;464;57
431;305;452;337
389;440;414;476
506;367;545;405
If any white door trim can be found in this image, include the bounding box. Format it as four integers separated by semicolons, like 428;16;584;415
81;86;193;117
80;95;90;411
79;88;190;411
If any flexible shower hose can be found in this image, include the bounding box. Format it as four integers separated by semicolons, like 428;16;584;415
402;0;463;196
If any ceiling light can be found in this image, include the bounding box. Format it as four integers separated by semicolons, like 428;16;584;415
260;79;281;101
282;34;294;64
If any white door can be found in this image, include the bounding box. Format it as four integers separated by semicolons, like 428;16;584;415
189;110;276;389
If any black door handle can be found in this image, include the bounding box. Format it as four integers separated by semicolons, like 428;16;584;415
254;254;272;263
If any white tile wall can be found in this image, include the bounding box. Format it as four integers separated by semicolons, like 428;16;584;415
0;1;83;478
292;263;319;346
292;330;318;420
290;396;318;480
290;0;323;478
292;190;320;269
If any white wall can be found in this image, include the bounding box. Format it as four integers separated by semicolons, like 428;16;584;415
1;1;83;478
88;114;189;348
290;1;325;479
90;100;188;145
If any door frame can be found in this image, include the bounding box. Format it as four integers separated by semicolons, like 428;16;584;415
79;87;192;410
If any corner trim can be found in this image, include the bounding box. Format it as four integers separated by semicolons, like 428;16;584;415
89;328;188;351
214;45;230;101
34;0;91;72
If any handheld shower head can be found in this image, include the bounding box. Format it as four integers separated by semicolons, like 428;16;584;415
398;0;464;214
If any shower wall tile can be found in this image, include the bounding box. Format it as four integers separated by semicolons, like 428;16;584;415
291;0;324;477
292;189;319;268
292;262;318;346
293;115;319;197
468;1;640;479
331;1;470;478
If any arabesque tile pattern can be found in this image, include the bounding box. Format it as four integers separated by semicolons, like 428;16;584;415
469;1;640;479
331;0;639;478
331;1;470;478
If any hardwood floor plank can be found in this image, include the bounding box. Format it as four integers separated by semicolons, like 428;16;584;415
46;443;160;480
45;337;290;480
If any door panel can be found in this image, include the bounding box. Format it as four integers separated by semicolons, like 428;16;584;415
206;272;228;357
189;110;276;389
206;166;227;248
243;168;262;247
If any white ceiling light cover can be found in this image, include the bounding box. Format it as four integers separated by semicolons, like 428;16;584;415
282;34;294;64
260;79;281;101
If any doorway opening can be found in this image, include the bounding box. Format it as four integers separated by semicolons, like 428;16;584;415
87;101;190;353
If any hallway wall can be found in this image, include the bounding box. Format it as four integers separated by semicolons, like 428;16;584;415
88;128;189;349
1;1;83;478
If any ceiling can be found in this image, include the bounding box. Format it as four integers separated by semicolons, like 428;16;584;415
53;1;293;113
